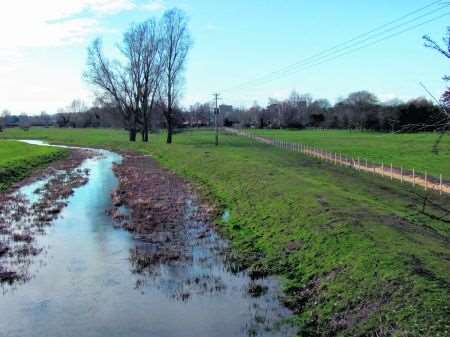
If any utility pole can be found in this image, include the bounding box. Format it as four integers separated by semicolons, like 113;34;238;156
213;93;220;146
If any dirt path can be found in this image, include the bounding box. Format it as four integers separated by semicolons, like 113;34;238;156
226;128;450;195
0;149;95;284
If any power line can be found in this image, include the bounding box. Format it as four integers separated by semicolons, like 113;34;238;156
221;0;449;94
232;11;449;94
244;6;449;89
223;6;449;93
222;0;448;93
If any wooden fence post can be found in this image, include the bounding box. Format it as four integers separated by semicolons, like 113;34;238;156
390;163;393;180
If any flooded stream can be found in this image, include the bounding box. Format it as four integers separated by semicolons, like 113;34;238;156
0;143;294;337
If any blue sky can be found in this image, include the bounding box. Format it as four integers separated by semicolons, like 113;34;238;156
0;0;448;114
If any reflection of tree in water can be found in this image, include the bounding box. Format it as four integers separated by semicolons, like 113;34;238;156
0;194;44;289
0;166;91;291
128;199;296;337
128;218;229;302
130;253;227;302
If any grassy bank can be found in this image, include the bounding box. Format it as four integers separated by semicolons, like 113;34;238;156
0;140;67;191
251;129;450;180
1;128;449;336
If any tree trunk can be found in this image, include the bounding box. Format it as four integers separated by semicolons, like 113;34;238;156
142;129;148;142
129;111;138;142
142;112;149;143
129;128;137;142
166;110;173;144
142;125;149;142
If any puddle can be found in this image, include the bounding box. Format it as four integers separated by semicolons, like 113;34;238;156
0;142;295;337
222;208;231;223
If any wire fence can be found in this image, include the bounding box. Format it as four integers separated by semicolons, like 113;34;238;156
225;128;450;196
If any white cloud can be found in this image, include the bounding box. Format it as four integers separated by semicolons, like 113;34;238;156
86;0;136;14
143;0;165;12
0;0;140;114
0;1;138;49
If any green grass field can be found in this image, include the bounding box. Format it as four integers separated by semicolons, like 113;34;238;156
0;139;66;191
251;129;450;179
1;127;449;336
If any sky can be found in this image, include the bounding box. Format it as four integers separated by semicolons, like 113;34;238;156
0;0;448;115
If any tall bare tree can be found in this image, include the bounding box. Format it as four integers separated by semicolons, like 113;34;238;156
84;19;163;142
160;9;192;144
121;19;163;142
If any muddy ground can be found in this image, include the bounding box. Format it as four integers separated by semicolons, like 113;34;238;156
109;152;218;271
0;149;95;285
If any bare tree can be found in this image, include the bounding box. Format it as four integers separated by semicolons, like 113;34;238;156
84;19;163;142
85;39;136;140
160;9;192;144
423;26;450;62
121;20;163;142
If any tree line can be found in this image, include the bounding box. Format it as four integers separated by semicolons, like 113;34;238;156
211;91;447;132
1;90;446;134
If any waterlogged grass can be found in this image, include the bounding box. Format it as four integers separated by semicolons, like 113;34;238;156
0;140;66;191
1;128;449;336
251;129;450;180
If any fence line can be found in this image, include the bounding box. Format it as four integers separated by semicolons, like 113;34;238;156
225;128;450;196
